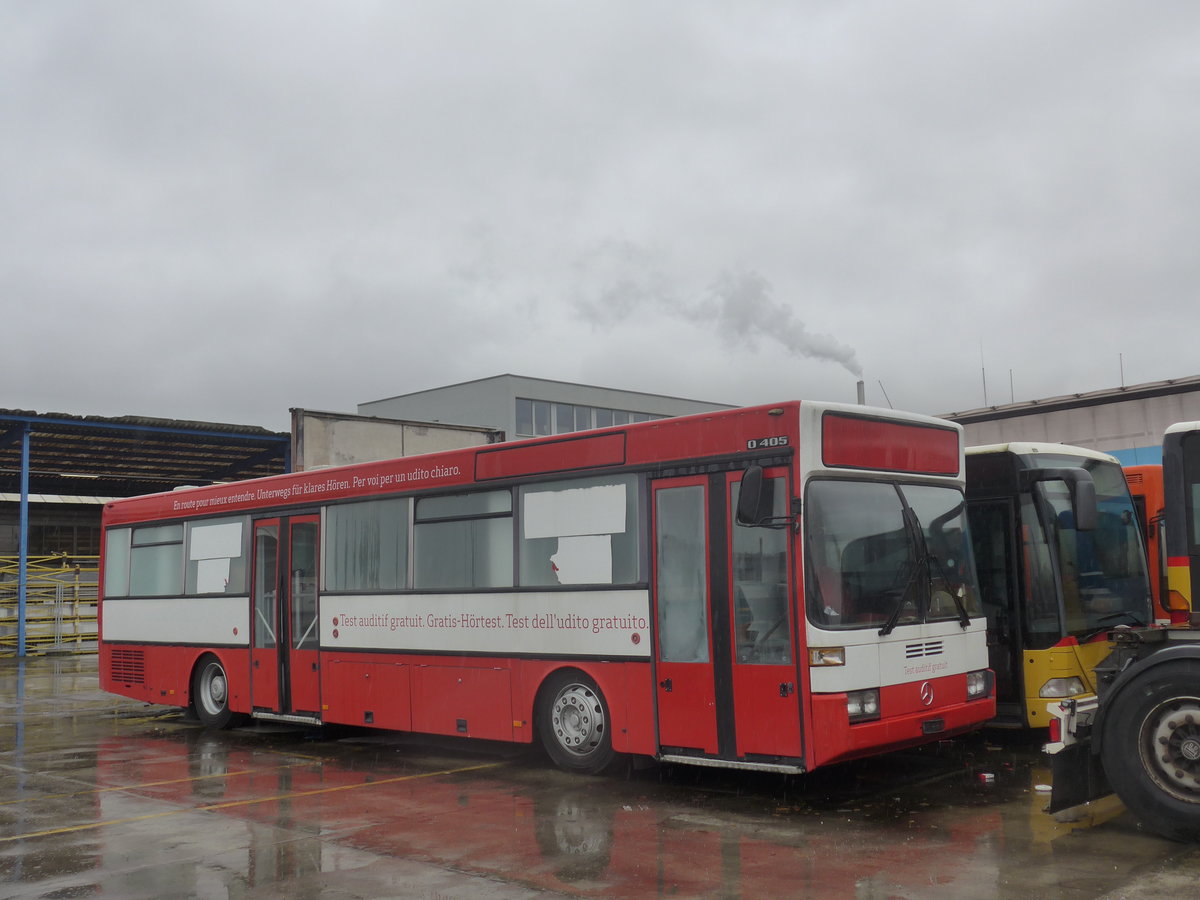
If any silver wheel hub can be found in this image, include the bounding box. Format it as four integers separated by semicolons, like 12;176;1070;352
551;684;604;756
201;665;227;713
1144;698;1200;800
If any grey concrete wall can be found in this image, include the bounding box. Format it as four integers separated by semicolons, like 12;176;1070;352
954;384;1200;466
291;409;501;471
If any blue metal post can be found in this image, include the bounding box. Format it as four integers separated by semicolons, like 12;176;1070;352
18;424;30;657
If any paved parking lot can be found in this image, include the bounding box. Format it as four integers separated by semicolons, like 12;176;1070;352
4;656;1200;899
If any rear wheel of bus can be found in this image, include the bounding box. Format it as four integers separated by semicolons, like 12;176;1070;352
537;670;615;774
192;654;237;729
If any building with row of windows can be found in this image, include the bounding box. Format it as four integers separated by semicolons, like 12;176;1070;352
358;374;733;441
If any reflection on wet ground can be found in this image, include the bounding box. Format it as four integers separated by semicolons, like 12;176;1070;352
3;657;1199;899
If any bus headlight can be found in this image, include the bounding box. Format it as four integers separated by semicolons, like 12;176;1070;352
847;688;880;723
1040;676;1086;699
966;669;994;700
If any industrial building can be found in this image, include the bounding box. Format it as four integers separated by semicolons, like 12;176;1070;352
942;374;1200;465
357;374;735;439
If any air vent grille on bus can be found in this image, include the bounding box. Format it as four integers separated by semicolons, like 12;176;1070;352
1126;472;1143;486
905;640;944;659
110;649;146;685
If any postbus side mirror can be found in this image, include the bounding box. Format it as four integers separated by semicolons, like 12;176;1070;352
1020;468;1098;532
1071;477;1098;531
736;465;772;526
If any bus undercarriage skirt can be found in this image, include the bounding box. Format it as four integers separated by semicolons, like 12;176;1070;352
657;753;805;775
251;711;324;727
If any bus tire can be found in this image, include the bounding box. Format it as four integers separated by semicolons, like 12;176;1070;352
192;654;236;729
537;670;615;775
1101;660;1200;841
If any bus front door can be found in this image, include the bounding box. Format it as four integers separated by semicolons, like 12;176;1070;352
250;515;322;719
653;471;803;763
727;468;803;759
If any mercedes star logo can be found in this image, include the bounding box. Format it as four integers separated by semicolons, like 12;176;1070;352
920;681;935;707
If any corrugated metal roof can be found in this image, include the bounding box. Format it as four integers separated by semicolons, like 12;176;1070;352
0;409;289;500
0;494;118;505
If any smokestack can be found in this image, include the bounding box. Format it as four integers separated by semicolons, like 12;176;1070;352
856;381;866;405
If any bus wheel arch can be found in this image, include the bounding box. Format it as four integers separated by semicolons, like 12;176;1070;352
1100;659;1200;841
191;653;237;729
535;668;616;775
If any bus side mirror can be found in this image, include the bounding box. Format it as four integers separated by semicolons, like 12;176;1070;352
736;465;772;526
1071;478;1097;532
1020;468;1098;532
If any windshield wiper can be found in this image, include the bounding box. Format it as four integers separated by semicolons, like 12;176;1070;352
1080;609;1148;643
878;556;922;637
926;552;972;629
879;507;925;638
1097;609;1147;627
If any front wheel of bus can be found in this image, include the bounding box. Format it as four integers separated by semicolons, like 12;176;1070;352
1101;660;1200;841
192;655;236;729
538;671;615;775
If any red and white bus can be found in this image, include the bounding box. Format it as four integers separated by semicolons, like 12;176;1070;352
98;400;994;776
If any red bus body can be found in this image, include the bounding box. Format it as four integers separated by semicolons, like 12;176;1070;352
99;400;994;775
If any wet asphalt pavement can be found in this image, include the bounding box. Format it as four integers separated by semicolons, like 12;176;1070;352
4;657;1200;899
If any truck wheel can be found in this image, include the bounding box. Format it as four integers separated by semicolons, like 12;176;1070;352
537;670;616;774
192;655;236;729
1101;660;1200;841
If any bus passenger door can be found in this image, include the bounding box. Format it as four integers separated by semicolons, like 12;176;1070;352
652;477;719;754
250;515;322;718
727;469;803;759
286;516;321;716
250;519;281;711
966;499;1021;721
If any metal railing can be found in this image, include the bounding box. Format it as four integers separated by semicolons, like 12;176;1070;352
0;555;99;656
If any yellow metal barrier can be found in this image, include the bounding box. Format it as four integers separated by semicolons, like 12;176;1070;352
0;555;99;656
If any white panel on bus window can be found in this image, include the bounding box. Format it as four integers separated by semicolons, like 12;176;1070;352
550;535;613;585
523;484;625;539
189;521;243;560
102;596;250;646
196;558;231;593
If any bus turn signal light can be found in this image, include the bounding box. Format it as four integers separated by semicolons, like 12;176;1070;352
809;647;845;666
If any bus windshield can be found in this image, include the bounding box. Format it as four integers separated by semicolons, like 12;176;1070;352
805;480;982;630
1022;456;1152;646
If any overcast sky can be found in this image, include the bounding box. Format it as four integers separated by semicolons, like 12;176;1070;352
5;3;1199;432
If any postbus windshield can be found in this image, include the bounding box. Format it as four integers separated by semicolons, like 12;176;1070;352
804;480;982;630
1020;455;1151;646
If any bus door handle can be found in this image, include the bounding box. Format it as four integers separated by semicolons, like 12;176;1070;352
779;682;794;698
659;678;673;692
